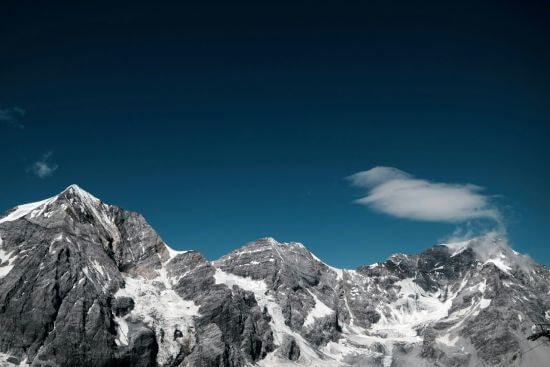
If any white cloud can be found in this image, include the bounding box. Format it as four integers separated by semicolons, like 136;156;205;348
28;152;59;178
348;166;500;223
0;107;26;129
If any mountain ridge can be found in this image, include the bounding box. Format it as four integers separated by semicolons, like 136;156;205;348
0;185;549;366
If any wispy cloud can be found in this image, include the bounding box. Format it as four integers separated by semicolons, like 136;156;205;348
28;152;59;178
348;166;500;223
0;107;26;129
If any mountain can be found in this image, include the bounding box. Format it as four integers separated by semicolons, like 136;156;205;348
0;185;549;367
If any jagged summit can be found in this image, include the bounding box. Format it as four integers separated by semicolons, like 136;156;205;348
0;184;103;225
245;236;307;248
61;183;88;194
58;183;101;201
439;233;537;274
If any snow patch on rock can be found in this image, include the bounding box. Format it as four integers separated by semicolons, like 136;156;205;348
214;268;338;366
483;258;512;273
114;316;129;346
164;244;189;262
114;271;200;365
479;298;491;309
441;240;471;257
0;352;29;366
437;333;459;347
373;278;454;336
309;251;344;281
213;268;268;295
0;197;56;224
0;248;16;279
303;290;334;327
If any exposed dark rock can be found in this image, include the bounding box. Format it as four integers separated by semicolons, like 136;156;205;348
113;297;135;317
278;336;300;361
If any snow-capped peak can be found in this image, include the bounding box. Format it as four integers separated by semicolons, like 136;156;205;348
441;233;534;274
0;185;104;225
59;184;102;203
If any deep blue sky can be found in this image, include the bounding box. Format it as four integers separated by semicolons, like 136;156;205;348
1;1;549;268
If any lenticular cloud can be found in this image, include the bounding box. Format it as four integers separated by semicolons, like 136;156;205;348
348;167;500;223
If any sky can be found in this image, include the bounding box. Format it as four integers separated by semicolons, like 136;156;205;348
1;1;549;268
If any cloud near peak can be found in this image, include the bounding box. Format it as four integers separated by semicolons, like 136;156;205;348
348;167;500;223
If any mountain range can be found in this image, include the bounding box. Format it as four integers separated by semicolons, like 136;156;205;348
0;185;549;366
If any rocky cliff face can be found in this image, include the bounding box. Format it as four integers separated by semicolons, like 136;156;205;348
0;185;549;366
